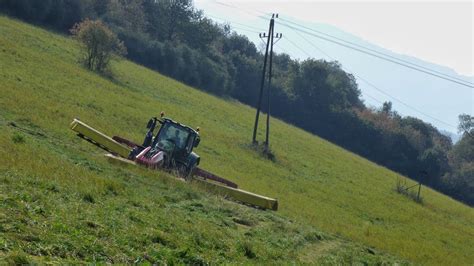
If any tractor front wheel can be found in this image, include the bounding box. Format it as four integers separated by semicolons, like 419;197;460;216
177;163;196;181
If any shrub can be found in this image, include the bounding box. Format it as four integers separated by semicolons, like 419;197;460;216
70;19;126;73
11;132;25;143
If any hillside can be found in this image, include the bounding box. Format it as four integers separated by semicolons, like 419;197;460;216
0;16;473;264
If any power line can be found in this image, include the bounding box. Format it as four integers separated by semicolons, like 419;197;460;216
279;17;473;86
284;38;311;58
355;74;458;129
216;1;269;17
211;2;473;88
289;30;398;109
279;39;385;106
281;31;403;118
207;15;279;54
277;21;474;88
230;26;261;34
363;93;385;105
280;40;385;106
288;26;459;129
206;14;265;32
274;43;290;55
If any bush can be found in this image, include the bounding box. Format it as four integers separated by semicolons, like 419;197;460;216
70;19;126;73
11;132;25;144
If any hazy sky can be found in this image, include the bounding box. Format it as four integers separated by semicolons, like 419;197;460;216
195;0;473;76
194;0;473;133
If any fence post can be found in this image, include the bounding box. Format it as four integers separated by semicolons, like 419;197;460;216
417;182;422;201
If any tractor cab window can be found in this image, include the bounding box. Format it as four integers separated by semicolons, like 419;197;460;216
172;128;185;149
156;123;189;150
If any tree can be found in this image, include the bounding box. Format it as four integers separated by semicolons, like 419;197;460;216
382;101;392;114
165;0;194;41
104;0;146;33
450;114;474;187
458;113;474;136
70;19;126;73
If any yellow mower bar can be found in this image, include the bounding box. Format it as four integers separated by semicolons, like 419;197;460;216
70;119;132;158
193;178;278;211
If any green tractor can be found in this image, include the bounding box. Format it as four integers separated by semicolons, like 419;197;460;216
124;115;201;178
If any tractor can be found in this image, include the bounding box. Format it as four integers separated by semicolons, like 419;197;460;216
122;114;201;178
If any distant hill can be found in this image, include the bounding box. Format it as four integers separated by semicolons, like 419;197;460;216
1;16;473;264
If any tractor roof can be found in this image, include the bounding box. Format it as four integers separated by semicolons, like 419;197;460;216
162;118;200;136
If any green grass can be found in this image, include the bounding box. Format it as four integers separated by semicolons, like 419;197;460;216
0;16;472;264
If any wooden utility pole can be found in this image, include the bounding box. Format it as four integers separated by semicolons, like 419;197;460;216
252;14;281;149
252;15;273;145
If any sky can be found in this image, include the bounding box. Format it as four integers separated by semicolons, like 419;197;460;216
194;0;473;133
195;0;473;75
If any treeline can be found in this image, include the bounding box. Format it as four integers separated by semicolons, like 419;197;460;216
1;0;472;205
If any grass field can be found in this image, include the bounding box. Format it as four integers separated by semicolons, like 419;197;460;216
0;16;473;264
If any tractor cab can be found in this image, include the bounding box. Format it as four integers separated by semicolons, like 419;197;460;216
152;118;200;157
132;115;200;177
